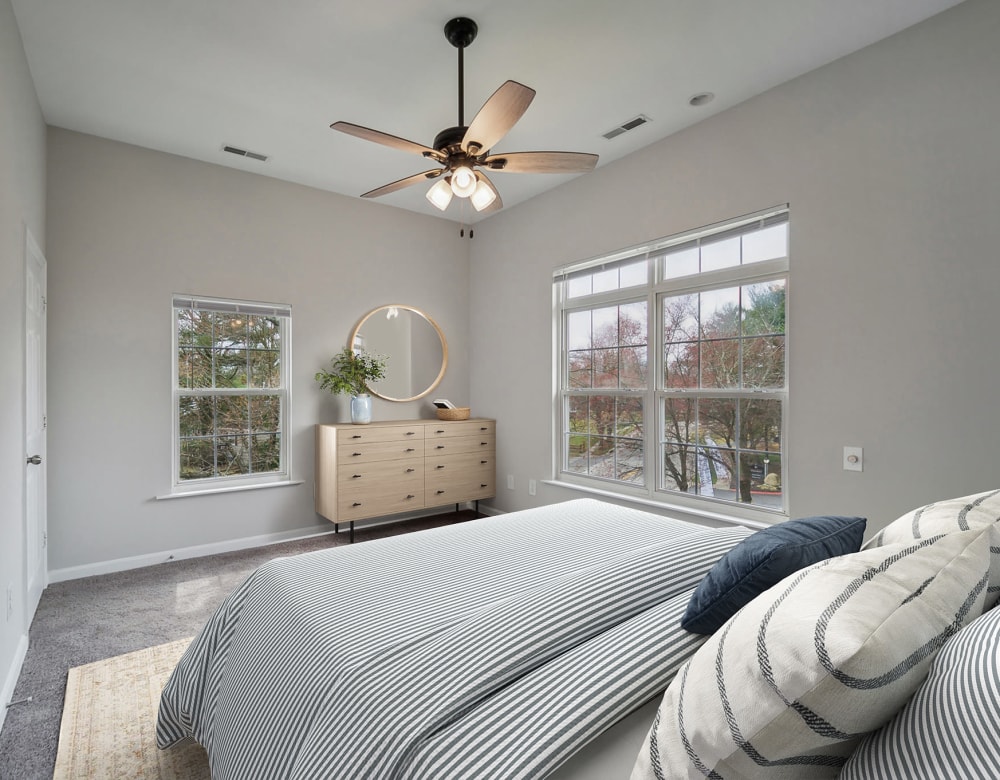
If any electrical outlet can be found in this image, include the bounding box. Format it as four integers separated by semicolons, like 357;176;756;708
528;479;537;496
506;474;515;490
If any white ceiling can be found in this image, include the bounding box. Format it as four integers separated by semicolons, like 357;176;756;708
12;0;965;223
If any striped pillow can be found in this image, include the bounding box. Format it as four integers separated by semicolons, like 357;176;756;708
868;489;1000;608
840;604;1000;779
630;528;994;780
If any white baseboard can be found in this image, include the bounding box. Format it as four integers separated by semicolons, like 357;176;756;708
47;524;339;583
0;633;29;735
48;503;500;583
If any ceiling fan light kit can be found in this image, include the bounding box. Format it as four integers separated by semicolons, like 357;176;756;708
470;174;498;211
450;165;477;197
331;17;598;216
426;178;454;210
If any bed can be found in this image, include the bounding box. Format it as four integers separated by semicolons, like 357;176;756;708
156;498;753;778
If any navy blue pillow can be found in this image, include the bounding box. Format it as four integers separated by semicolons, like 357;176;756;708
680;515;867;635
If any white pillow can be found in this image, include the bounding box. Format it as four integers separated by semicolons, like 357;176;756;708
867;489;1000;608
630;528;994;780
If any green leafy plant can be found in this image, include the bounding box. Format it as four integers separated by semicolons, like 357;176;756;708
315;346;387;397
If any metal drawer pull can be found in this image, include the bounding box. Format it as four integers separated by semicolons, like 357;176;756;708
436;445;445;449
406;494;415;499
481;483;488;488
481;460;488;464
405;448;415;452
352;452;362;456
436;490;445;494
352;502;362;507
480;427;488;431
405;468;415;473
352;434;362;439
480;441;488;445
352;474;362;479
436;429;445;434
406;431;416;435
436;465;445;469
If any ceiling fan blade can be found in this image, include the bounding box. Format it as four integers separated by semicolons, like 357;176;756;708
332;121;443;161
482;151;599;174
361;169;443;199
461;81;536;155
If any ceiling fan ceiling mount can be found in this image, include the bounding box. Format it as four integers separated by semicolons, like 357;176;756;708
329;17;598;214
443;17;478;50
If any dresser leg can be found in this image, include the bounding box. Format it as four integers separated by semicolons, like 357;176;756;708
350;521;355;544
334;523;339;534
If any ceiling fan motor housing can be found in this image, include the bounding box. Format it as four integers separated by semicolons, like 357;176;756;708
432;125;470;154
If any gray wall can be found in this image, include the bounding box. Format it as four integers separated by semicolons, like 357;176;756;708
24;0;1000;580
0;0;47;722
469;0;1000;534
45;130;471;575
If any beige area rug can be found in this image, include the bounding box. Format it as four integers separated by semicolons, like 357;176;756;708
53;638;211;780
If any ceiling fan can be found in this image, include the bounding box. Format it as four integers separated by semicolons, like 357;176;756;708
331;17;599;214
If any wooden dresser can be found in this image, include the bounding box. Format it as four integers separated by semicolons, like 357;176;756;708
315;418;496;539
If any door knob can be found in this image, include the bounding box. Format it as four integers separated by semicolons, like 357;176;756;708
27;455;42;465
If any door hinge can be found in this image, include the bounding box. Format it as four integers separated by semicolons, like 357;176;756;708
42;295;47;311
43;532;47;548
43;415;47;429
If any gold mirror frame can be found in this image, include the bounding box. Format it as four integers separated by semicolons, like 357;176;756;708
349;304;448;402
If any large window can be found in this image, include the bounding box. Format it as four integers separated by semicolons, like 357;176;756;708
171;295;291;492
555;207;788;516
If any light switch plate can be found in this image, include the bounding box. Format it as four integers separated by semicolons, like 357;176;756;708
843;446;863;472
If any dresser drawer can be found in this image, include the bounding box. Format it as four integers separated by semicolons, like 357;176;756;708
338;424;425;445
337;485;426;522
337;459;423;492
426;471;495;505
426;420;495;439
337;439;425;463
425;434;495;456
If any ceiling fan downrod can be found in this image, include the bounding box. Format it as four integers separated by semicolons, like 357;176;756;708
444;17;478;128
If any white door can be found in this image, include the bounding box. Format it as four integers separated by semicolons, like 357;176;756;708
24;228;47;619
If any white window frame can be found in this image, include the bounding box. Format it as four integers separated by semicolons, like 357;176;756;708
169;294;292;495
553;206;789;521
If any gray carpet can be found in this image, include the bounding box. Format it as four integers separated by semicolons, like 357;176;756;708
0;511;475;779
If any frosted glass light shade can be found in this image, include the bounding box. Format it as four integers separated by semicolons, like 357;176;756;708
450;166;477;198
470;179;497;211
426;178;454;210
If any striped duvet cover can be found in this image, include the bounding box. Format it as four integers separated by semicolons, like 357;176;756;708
156;498;752;779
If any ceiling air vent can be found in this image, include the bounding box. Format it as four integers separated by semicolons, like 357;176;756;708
602;114;651;140
223;145;268;162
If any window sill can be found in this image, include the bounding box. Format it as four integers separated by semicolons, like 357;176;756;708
544;479;783;530
156;479;304;500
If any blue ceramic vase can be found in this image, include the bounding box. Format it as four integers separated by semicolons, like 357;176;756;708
351;393;372;424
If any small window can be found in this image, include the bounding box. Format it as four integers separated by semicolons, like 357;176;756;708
171;295;291;492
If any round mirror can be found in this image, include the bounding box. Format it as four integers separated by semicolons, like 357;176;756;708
349;305;448;402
